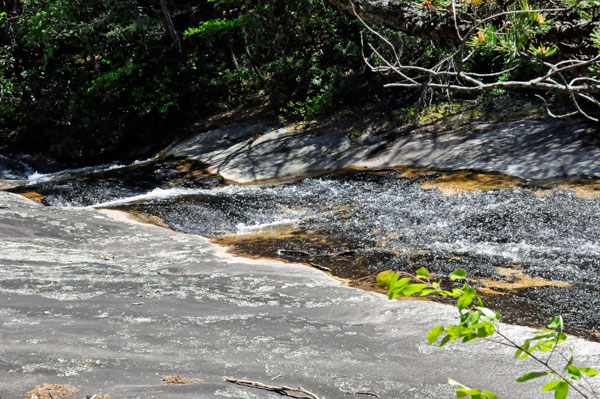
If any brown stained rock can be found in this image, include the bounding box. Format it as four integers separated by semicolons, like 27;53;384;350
20;192;44;203
420;170;520;194
480;266;571;290
26;383;79;399
162;375;196;384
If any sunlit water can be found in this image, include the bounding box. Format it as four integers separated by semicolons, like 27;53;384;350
8;163;600;338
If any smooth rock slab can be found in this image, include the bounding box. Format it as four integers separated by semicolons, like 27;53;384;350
0;191;599;398
166;118;600;183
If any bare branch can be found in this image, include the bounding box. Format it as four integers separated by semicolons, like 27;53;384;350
347;0;600;121
535;94;580;119
227;378;322;399
451;0;463;42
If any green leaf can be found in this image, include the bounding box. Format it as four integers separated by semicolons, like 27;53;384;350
476;323;495;337
515;342;531;360
450;269;467;281
548;316;564;331
579;367;599;377
386;272;401;289
446;325;474;339
566;354;574;367
376;270;394;287
469;310;482;324
516;371;553;382
415;267;429;278
448;379;468;389
566;364;582;380
401;283;428;296
457;286;476;311
439;334;452;347
555;381;569;399
558;333;567;343
475;307;499;321
591;28;600;49
388;277;411;299
427;325;445;344
419;289;438;296
184;15;249;38
443;288;464;297
541;380;561;392
390;277;411;290
483;389;498;399
457;388;481;397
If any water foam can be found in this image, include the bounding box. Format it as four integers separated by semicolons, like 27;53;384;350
89;187;212;208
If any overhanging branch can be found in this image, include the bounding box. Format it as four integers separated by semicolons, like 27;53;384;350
327;0;600;55
343;0;600;121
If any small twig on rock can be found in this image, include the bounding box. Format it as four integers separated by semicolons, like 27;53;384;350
278;249;311;257
308;262;332;273
342;389;379;397
226;378;321;399
38;282;55;289
354;391;379;397
326;250;357;257
271;375;283;381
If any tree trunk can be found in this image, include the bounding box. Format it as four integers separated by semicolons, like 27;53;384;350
228;40;240;70
326;0;462;42
159;0;182;55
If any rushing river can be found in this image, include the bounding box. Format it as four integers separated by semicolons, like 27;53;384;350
7;158;600;340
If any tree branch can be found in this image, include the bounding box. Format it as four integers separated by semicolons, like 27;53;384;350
226;378;322;399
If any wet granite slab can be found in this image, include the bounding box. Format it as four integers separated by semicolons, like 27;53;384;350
1;191;599;398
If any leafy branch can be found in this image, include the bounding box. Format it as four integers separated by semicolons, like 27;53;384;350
377;267;599;399
345;0;600;121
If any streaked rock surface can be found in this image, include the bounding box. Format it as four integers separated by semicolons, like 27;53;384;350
1;191;599;398
167;119;599;183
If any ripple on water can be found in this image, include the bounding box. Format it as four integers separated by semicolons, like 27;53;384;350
17;165;600;339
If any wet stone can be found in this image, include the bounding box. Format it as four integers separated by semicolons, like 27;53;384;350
94;168;600;340
11;164;600;339
2;189;600;399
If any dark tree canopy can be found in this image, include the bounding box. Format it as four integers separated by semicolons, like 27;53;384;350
0;0;388;161
2;0;599;163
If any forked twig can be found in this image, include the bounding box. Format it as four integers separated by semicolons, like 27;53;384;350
226;378;322;399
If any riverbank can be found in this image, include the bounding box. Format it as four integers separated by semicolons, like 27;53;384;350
165;111;599;183
4;112;600;341
2;190;600;398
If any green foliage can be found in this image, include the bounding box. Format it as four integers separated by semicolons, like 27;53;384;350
0;0;191;159
377;267;599;398
0;0;391;161
541;380;569;399
449;379;498;399
184;16;249;38
467;1;553;56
